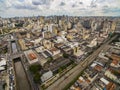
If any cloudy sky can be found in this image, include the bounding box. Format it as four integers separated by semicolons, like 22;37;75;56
0;0;120;17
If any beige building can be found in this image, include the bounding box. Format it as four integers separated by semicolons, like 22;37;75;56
42;40;54;49
42;31;52;39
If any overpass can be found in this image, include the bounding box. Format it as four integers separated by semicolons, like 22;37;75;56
10;52;23;60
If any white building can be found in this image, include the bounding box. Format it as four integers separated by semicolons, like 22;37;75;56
87;38;97;47
0;58;6;66
0;58;6;71
100;78;109;85
98;53;109;60
41;71;53;82
66;42;79;48
35;46;45;53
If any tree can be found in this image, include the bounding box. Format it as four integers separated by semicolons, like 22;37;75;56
29;64;41;74
33;72;41;83
58;67;63;73
112;70;120;76
2;83;7;89
47;56;53;63
63;53;69;58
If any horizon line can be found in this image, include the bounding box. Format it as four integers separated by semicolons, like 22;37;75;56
1;15;120;18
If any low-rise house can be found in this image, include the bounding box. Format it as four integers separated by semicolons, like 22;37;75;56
35;46;45;53
110;59;120;68
49;47;61;56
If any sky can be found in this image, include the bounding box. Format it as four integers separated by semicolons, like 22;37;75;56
0;0;120;17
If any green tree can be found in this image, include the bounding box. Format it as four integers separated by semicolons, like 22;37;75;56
2;83;7;89
113;70;120;76
58;67;63;73
29;64;41;74
47;56;53;62
63;53;69;58
33;72;41;83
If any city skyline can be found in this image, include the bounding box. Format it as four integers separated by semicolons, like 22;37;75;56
0;0;120;17
0;8;120;90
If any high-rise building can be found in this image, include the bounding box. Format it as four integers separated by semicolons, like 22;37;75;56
42;31;52;39
67;22;72;29
52;26;58;36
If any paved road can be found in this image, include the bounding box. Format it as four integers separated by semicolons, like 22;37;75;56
46;35;118;90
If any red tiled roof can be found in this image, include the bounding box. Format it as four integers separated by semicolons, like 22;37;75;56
94;65;103;71
111;60;119;65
